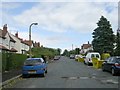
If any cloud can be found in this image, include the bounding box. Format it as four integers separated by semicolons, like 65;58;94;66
1;1;118;50
1;0;119;2
13;2;118;34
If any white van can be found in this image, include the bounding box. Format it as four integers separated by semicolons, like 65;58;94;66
84;52;101;65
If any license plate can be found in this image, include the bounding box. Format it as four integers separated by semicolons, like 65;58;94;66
28;70;36;74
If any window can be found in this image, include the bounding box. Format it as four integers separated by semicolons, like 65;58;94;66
91;54;94;58
24;59;42;65
96;54;100;58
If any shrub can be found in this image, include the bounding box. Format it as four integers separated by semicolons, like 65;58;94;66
101;53;110;60
2;52;27;72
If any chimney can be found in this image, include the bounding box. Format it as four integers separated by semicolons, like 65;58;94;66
88;41;89;44
15;32;18;37
38;42;40;47
3;24;7;32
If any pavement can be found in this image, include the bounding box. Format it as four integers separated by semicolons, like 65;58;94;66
2;70;22;82
0;69;22;89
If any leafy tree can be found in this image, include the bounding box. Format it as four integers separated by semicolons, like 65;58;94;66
114;31;120;56
75;48;80;54
57;48;62;55
92;16;115;55
62;49;69;56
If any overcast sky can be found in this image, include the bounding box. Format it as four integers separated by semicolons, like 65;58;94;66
1;0;119;52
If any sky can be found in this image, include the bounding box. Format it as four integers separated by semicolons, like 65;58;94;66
0;0;119;52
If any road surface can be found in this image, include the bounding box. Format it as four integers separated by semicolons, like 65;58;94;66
9;56;119;88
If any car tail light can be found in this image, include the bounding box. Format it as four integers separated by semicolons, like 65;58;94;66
115;63;120;66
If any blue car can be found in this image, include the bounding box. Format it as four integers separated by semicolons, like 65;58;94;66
22;58;47;77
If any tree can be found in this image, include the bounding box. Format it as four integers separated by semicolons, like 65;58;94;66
114;30;120;56
57;48;62;55
62;49;69;56
75;48;80;54
92;16;115;55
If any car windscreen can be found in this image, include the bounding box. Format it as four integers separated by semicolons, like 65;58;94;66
24;59;42;65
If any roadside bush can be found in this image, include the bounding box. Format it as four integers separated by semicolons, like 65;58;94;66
1;52;7;71
0;53;2;72
101;53;110;60
2;52;27;72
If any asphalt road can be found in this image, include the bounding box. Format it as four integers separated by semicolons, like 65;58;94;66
9;56;119;88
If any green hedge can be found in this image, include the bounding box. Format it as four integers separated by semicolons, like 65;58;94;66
0;53;2;72
101;53;110;60
2;53;27;72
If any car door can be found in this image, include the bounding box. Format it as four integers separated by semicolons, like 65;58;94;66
103;57;111;71
106;57;114;71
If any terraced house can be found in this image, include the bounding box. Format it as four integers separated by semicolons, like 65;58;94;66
0;24;40;54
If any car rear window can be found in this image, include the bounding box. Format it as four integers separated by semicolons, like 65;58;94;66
96;54;100;58
91;54;95;58
115;58;120;63
24;59;42;65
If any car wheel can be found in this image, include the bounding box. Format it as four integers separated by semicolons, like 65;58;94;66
111;68;116;76
84;61;86;65
102;65;105;72
88;62;90;66
45;70;47;73
42;72;46;77
22;74;28;78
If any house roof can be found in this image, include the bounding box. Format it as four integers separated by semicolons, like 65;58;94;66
33;42;40;47
82;44;92;49
0;45;9;51
9;34;16;43
10;48;18;52
23;40;33;46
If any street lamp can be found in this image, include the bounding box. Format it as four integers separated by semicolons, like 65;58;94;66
29;23;38;58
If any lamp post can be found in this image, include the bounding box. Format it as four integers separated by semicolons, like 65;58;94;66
29;23;38;58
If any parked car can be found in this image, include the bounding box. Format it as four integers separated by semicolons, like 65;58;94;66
84;52;101;65
54;56;60;60
22;58;47;77
102;56;120;76
70;54;75;59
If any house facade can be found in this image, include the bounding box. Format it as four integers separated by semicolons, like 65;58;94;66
0;24;36;54
80;42;93;54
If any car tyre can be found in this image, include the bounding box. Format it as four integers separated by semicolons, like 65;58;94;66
88;63;90;66
22;74;28;78
42;72;46;77
111;68;116;76
102;65;105;72
84;61;86;65
45;70;47;73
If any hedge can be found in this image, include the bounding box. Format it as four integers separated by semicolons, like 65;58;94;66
0;53;2;72
101;53;110;60
2;52;27;72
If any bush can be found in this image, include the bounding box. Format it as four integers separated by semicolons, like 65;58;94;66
2;52;27;72
101;53;110;60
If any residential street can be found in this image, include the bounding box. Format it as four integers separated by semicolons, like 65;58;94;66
8;56;118;88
